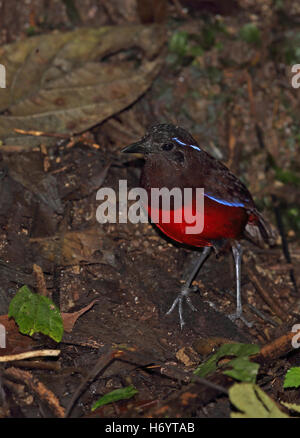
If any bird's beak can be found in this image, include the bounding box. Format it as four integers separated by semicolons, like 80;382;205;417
121;139;150;154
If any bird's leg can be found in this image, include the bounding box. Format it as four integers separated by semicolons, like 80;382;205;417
229;242;253;328
166;246;212;328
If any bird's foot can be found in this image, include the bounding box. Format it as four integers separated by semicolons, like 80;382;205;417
166;285;198;329
228;310;253;328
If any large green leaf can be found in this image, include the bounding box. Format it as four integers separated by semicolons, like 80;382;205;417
229;383;289;418
0;25;165;146
8;285;63;342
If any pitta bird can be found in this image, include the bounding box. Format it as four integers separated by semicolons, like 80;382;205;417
122;124;275;328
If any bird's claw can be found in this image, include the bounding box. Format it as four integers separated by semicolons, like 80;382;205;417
166;286;198;329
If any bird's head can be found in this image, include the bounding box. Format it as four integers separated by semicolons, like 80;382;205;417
121;124;201;165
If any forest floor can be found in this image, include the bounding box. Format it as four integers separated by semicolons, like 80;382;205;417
0;0;299;418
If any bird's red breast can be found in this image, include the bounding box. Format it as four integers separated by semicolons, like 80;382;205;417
145;192;249;247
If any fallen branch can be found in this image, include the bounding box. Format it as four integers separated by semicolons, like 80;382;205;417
256;329;300;362
4;366;65;417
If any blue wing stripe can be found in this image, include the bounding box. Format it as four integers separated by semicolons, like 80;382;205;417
205;193;245;207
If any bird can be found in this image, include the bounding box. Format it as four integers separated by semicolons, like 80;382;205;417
122;124;275;328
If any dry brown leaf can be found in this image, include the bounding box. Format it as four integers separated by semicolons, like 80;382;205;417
0;315;35;356
62;299;98;333
0;25;165;147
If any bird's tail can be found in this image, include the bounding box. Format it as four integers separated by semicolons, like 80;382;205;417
244;210;277;247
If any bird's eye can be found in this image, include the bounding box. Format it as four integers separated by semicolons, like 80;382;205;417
162;142;174;151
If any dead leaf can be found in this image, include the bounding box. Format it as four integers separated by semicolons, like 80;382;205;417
0;25;165;147
0;315;35;356
62;299;98;333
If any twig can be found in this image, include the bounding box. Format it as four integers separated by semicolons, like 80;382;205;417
246;302;279;327
245;70;256;120
50;165;69;175
151;363;228;395
10;360;61;371
14;128;100;149
255;124;266;150
14;128;70;139
0;349;60;362
267;263;293;271
245;70;265;151
272;195;298;296
226;114;236;169
245;265;286;321
33;263;49;297
60;338;104;349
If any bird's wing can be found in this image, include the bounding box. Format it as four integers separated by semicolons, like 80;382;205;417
187;150;256;209
187;150;277;245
